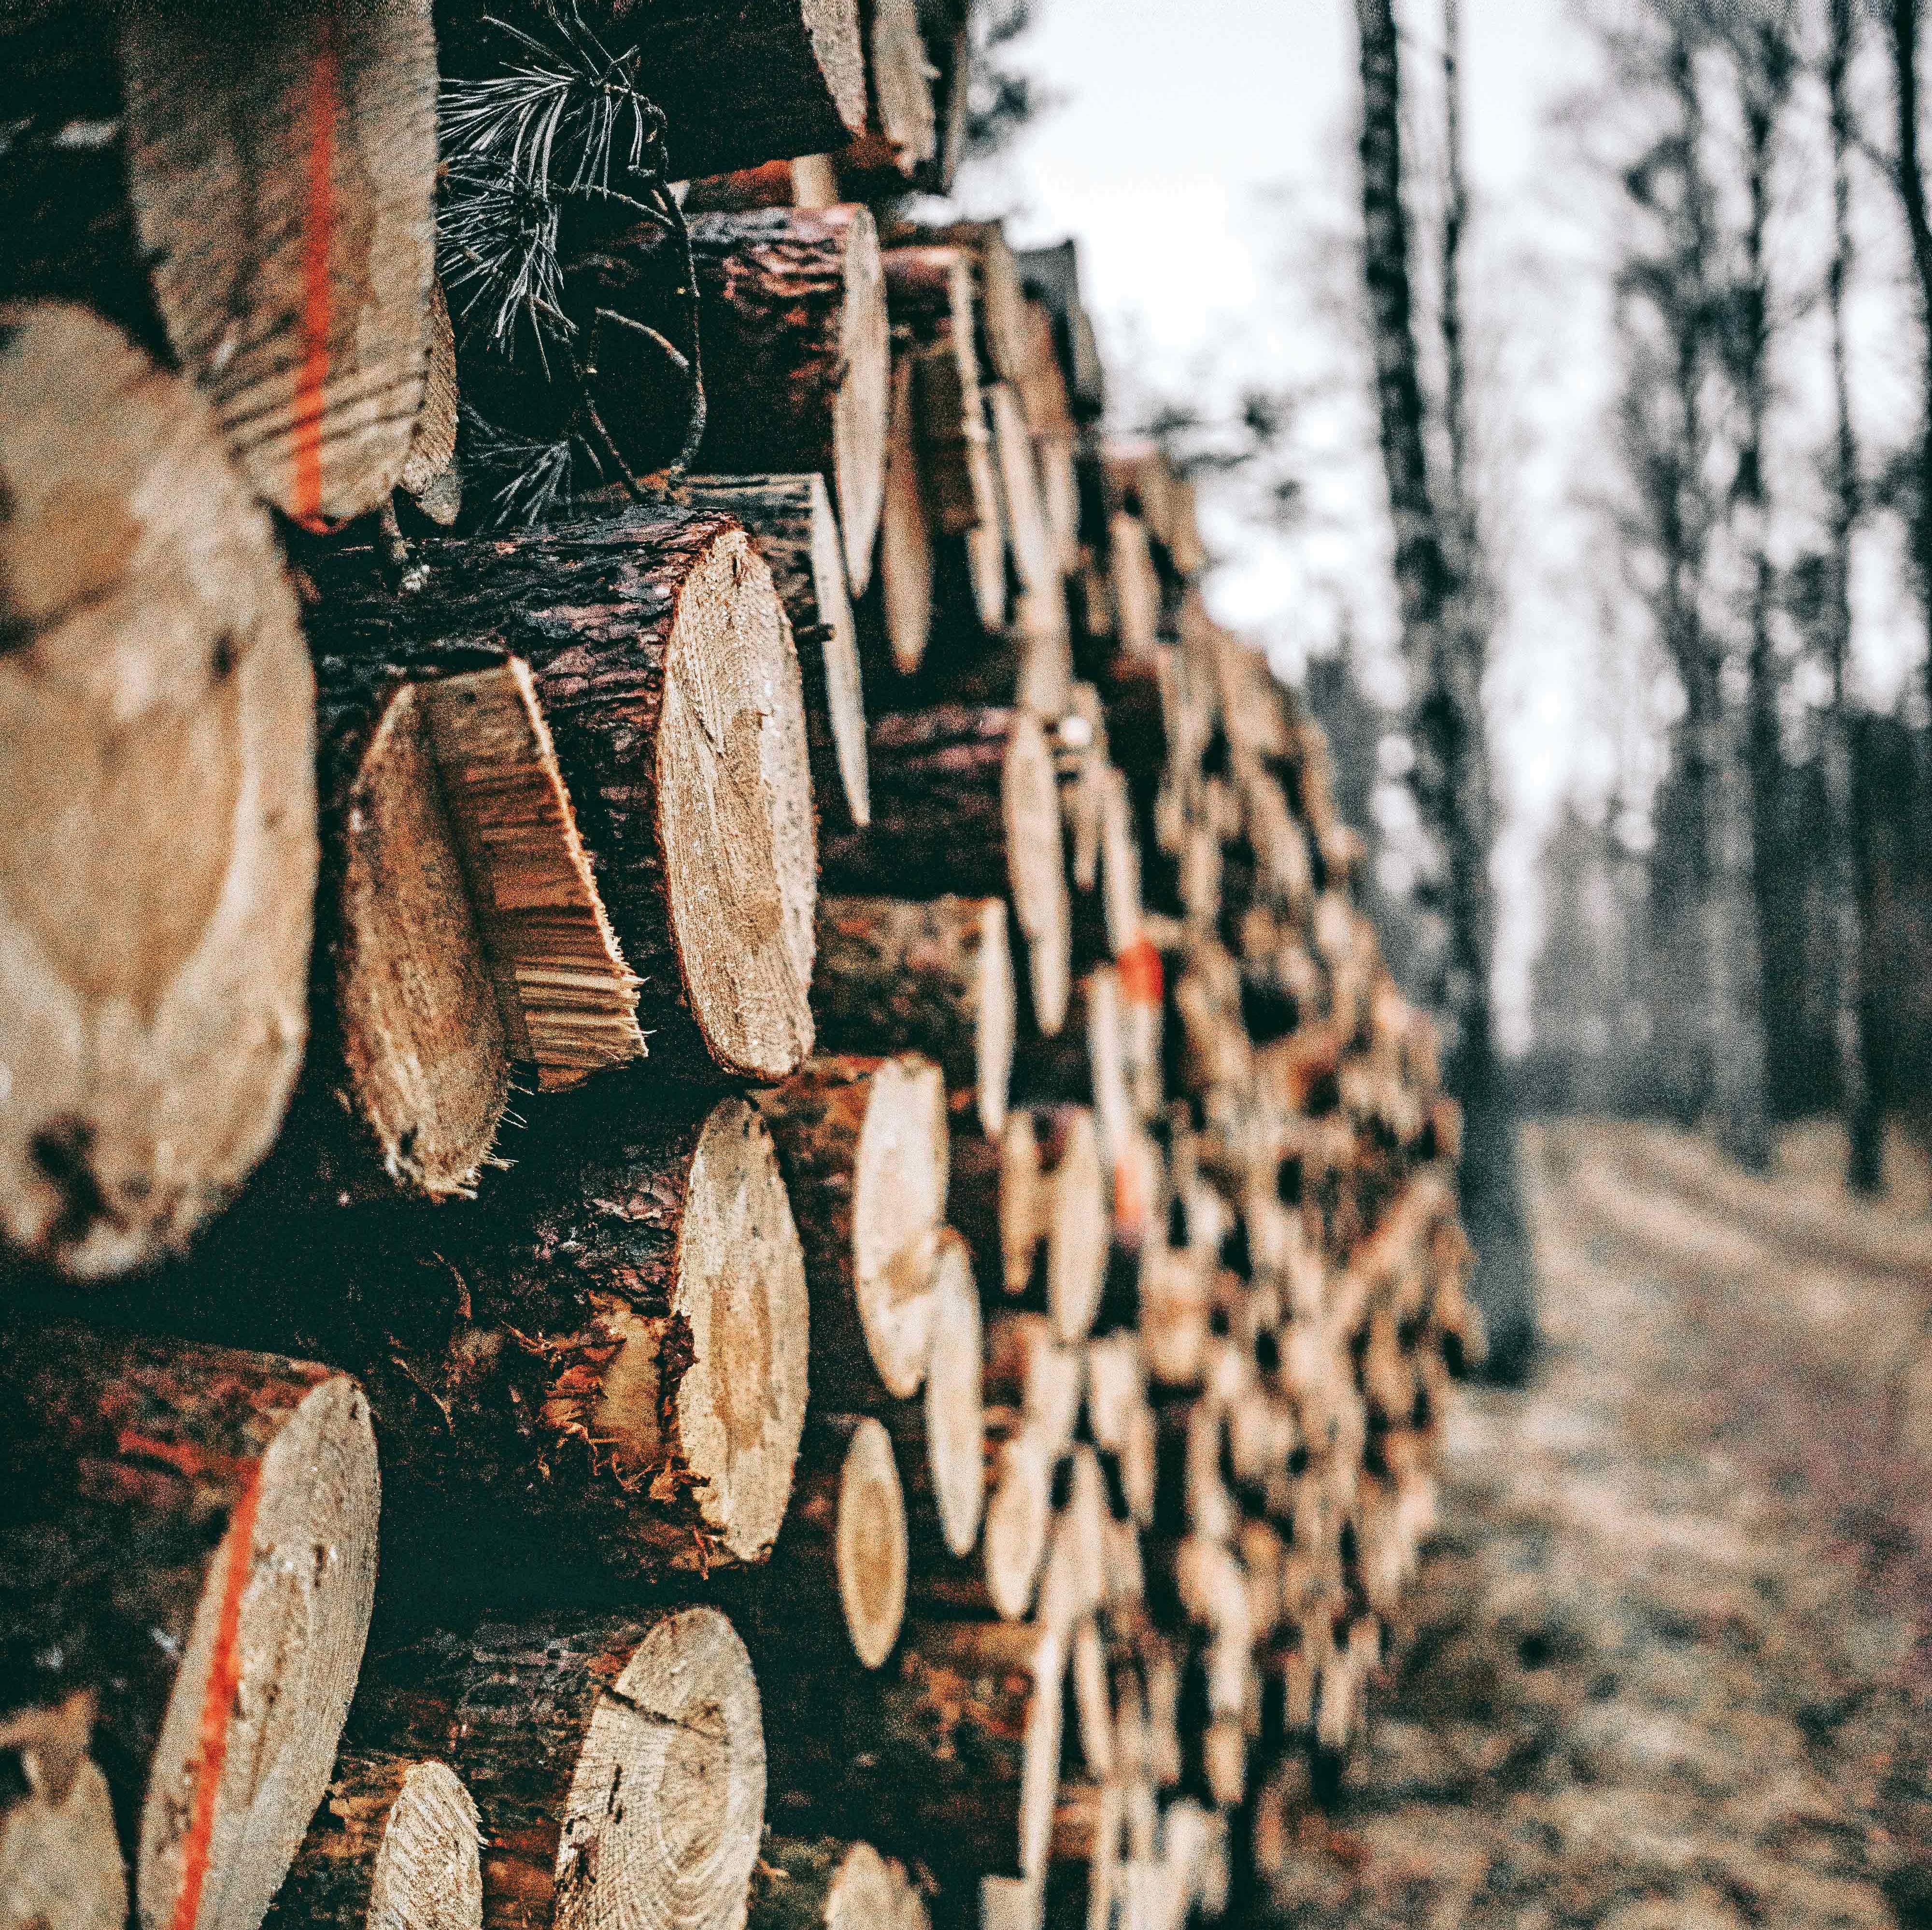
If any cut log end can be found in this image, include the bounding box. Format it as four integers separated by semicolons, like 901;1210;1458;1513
835;1418;908;1669
976;898;1017;1138
877;355;934;674
142;1374;380;1930
1040;1107;1107;1345
0;301;315;1277
835;207;891;593
1004;714;1072;1036
663;529;817;1081
982;1424;1052;1622
852;1055;950;1397
293;1760;483;1930
805;479;873;828
748;1838;912;1930
662;1100;811;1564
568;1609;766;1930
924;1229;987;1558
0;1699;126;1930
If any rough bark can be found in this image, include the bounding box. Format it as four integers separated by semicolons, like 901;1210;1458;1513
819;706;1071;1036
0;1696;127;1930
0;303;316;1278
674;473;870;829
763;1620;1065;1879
336;1090;808;1578
0;1328;379;1930
812;894;1015;1136
121;0;438;525
752;1053;949;1404
264;1755;481;1930
344;1611;764;1930
399;277;461;525
887;220;1030;388
448;0;867;182
306;507;816;1083
686;207;890;592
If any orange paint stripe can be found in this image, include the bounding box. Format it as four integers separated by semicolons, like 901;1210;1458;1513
167;1470;262;1930
291;29;338;530
116;1429;253;1484
1117;936;1163;1009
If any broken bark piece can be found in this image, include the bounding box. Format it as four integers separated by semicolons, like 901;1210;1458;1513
676;473;870;830
0;1694;127;1930
120;0;438;525
348;1611;764;1930
264;1754;482;1930
0;302;315;1278
812;894;1015;1136
306;507;816;1083
753;1054;949;1404
819;706;1071;1036
0;1329;378;1930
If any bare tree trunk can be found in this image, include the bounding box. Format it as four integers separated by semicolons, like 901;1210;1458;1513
1352;0;1532;1375
1827;0;1886;1192
1726;17;1782;1173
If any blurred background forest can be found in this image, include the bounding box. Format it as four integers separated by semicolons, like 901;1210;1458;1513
943;0;1932;1226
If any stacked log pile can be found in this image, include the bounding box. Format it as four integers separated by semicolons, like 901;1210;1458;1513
0;6;1479;1930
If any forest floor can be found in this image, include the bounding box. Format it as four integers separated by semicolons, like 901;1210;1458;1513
1262;1117;1932;1930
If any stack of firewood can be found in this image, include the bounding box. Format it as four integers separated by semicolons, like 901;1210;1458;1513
0;5;1479;1930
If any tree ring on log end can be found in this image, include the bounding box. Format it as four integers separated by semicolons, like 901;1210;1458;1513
834;207;890;594
976;899;1016;1138
924;1230;985;1559
1043;1108;1106;1345
835;1418;907;1669
670;1099;810;1563
1002;715;1071;1037
561;1609;764;1930
369;1763;482;1930
0;302;316;1277
660;529;817;1082
853;1054;949;1397
138;1376;378;1930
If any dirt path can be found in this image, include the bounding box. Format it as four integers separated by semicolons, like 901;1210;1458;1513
1262;1119;1932;1930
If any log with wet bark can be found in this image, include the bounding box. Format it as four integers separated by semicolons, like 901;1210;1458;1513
687;207;890;592
674;473;870;828
307;1089;809;1579
747;1837;926;1930
764;1619;1065;1879
346;1611;764;1930
753;1054;948;1405
0;1694;126;1930
305;506;816;1083
0;303;315;1279
0;1328;379;1930
263;1752;481;1930
812;895;1015;1135
446;0;866;181
820;706;1071;1036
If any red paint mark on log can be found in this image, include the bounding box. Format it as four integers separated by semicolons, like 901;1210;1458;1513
292;28;338;531
115;1429;255;1485
167;1469;263;1930
1118;937;1162;1008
